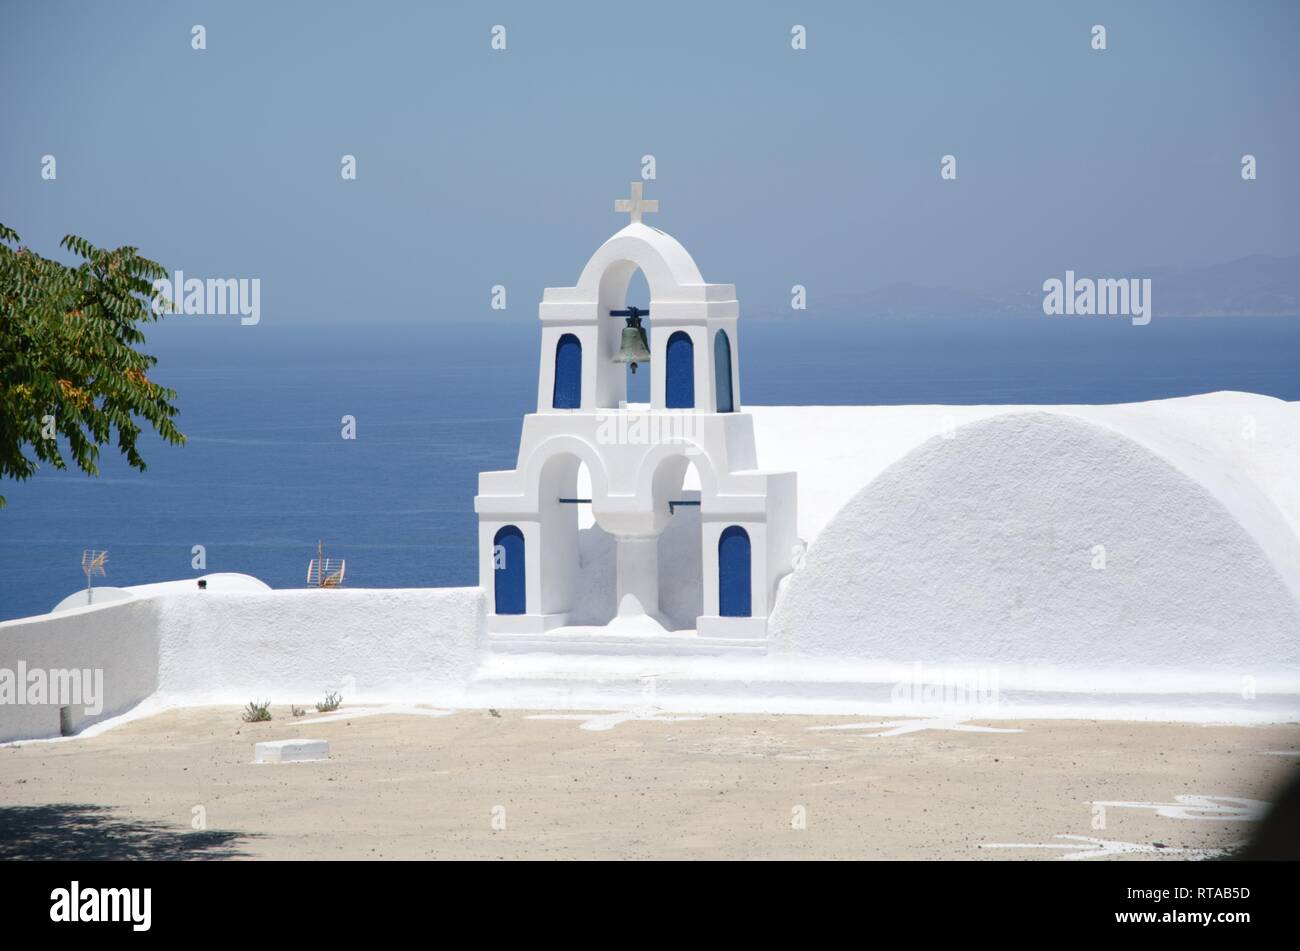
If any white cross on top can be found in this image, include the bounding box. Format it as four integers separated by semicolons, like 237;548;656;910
614;181;659;225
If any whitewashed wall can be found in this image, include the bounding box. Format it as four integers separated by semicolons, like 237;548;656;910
0;597;162;742
0;586;484;742
154;587;483;703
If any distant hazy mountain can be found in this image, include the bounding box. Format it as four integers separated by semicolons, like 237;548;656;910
750;254;1300;320
1137;255;1300;317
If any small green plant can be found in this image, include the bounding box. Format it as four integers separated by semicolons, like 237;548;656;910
290;704;306;718
316;691;342;713
488;708;501;718
241;699;271;723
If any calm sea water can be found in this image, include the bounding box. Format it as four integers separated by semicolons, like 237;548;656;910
2;316;1298;621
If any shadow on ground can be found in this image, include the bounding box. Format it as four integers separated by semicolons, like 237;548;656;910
0;804;254;860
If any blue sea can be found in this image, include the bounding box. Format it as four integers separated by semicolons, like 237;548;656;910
2;316;1298;622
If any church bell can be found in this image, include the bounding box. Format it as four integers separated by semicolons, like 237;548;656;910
611;306;652;373
615;324;652;373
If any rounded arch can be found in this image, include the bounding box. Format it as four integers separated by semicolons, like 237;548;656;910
519;435;612;508
578;228;706;395
575;224;705;301
635;441;721;505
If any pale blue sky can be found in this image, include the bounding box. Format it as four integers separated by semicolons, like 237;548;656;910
2;0;1297;325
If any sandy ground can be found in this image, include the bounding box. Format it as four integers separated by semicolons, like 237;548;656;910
1;705;1297;860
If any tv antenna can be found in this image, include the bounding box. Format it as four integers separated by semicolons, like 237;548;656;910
307;539;346;588
81;549;108;604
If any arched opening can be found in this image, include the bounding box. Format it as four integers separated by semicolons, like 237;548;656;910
493;525;525;615
579;226;709;411
538;452;583;617
569;460;617;626
654;455;704;630
552;333;582;409
592;264;654;407
713;330;734;413
622;269;651;404
718;525;751;618
666;331;695;409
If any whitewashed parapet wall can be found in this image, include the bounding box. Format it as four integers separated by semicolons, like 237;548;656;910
0;585;484;743
0;597;162;742
153;587;483;702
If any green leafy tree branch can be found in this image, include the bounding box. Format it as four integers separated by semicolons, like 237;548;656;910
0;223;185;507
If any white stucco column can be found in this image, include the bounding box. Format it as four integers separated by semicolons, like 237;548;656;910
615;536;659;618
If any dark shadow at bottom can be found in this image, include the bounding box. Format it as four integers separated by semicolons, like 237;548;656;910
0;803;254;860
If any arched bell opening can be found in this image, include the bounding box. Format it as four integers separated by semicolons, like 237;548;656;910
595;262;654;408
619;270;653;404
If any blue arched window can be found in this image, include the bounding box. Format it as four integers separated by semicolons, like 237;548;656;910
718;525;751;618
666;331;694;409
552;334;582;409
493;525;526;615
714;330;734;413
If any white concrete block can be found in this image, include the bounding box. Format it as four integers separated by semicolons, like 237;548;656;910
254;738;329;764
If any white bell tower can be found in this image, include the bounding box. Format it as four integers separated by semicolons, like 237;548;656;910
476;183;797;641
